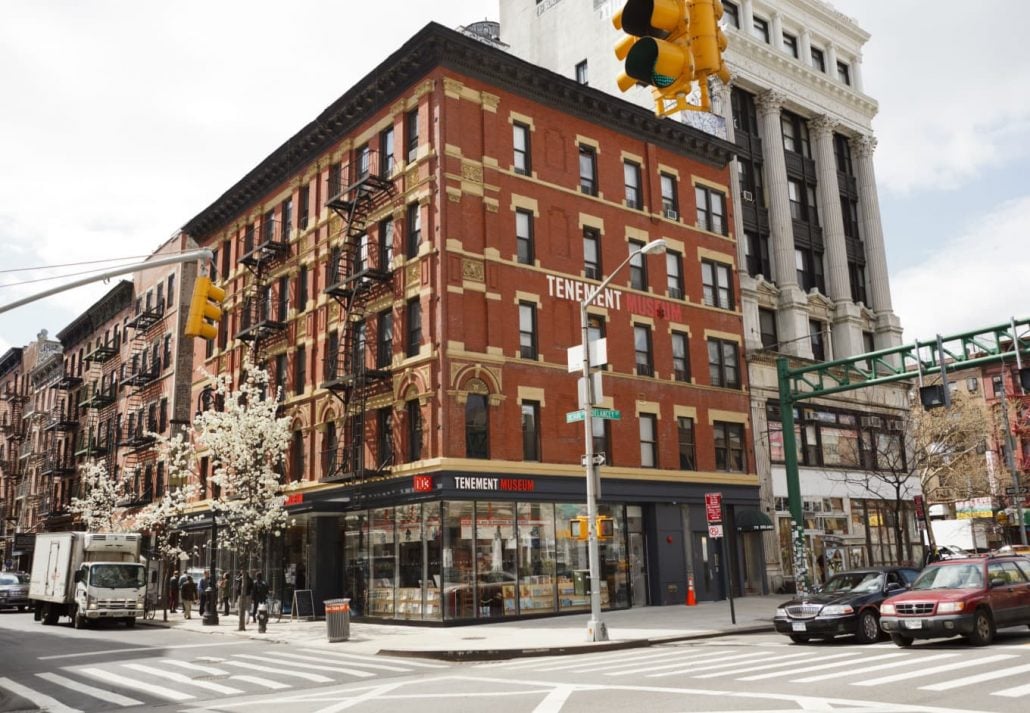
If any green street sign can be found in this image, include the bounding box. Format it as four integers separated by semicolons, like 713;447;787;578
592;408;621;420
566;410;585;423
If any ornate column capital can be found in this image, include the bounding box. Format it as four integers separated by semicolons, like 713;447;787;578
756;90;786;118
851;134;877;159
809;115;839;139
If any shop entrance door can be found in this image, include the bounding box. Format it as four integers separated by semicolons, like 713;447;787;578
628;532;648;607
692;532;721;601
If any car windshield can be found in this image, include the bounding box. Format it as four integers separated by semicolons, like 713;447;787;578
0;574;29;585
821;572;883;593
912;563;984;590
90;564;146;589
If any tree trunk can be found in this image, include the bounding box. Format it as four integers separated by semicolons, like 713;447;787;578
238;593;248;631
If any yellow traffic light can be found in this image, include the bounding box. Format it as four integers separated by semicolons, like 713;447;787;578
597;516;614;540
613;1;693;106
571;516;589;541
688;0;730;84
184;275;226;340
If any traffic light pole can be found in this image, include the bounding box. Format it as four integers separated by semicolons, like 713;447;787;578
0;249;214;316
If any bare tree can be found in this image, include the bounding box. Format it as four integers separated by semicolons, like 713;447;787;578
912;389;993;504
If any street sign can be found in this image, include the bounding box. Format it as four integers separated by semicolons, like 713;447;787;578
1005;486;1030;495
566;338;608;372
708;524;724;539
705;492;723;524
566;410;585;423
577;373;604;408
913;494;925;520
580;454;606;466
591;408;621;421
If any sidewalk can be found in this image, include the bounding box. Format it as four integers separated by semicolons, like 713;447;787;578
142;595;779;660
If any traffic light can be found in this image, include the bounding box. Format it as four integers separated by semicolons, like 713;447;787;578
613;1;694;106
571;516;589;541
688;0;730;84
597;516;614;540
184;275;226;340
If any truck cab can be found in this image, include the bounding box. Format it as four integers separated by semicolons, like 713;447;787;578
73;561;147;627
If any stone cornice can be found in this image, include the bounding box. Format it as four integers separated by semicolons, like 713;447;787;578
182;22;736;241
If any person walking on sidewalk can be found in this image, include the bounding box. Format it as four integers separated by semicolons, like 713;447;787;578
251;572;269;623
180;575;198;619
198;570;210;617
167;570;179;612
221;571;232;615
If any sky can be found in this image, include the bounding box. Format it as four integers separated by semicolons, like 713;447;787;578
1;0;1029;356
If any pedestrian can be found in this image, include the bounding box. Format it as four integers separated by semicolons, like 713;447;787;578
221;571;232;615
180;575;198;619
238;570;253;622
251;571;269;623
198;570;210;617
167;570;180;612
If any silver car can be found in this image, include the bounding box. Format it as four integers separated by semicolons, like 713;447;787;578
0;571;30;612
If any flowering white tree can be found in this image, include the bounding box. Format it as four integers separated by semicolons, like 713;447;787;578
69;459;130;532
135;431;201;562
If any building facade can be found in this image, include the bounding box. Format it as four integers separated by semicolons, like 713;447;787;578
178;21;764;621
499;0;919;587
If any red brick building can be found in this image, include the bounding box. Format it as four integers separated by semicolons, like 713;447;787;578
180;23;761;621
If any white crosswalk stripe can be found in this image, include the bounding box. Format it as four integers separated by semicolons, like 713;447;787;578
792;652;961;683
299;648;449;668
920;662;1030;692
739;652;903;682
647;651;785;678
853;654;1017;686
232;652;375;678
75;667;196;701
0;677;83;713
220;658;335;682
606;650;757;677
278;650;416;672
691;650;838;678
121;663;244;694
35;672;142;707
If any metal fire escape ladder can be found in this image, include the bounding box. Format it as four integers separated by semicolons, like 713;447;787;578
237;218;290;357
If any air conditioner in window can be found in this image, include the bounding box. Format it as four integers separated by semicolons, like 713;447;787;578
663;208;679;220
888;421;905;431
742;190;754;202
860;416;883;428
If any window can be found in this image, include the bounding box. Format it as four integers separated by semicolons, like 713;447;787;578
811;47;826;73
677;417;696;470
275;353;287;399
708;338;740;388
701;259;734;309
834;133;854;176
634;325;653;377
519;302;538;359
163;334;172;370
377;310;393;369
781;112;811;157
592;417;611;464
378;217;394;271
788;178;804;220
159;398;168;433
629;240;648;290
291;430;305;483
744;230;772;279
579;144;597;196
583;227;602;280
809;320;826;361
795;248;825;293
324;420;338;474
575;59;588;85
298;184;310;231
666;251;684;299
695;185;726;234
515;209;534;265
714;422;746;472
220;239;231;279
405;108;419;162
277;275;289;322
759;308;778;350
281;197;293;239
513;122;531;175
356;143;371;179
623;160;642;209
405;202;421;258
723;1;739;28
522;401;541;461
837;61;851;86
752;16;769;43
295;345;306;396
380;125;395;176
660;172;678;217
863;331;876;356
639;414;658;468
328;162;342;200
297;265;308;313
405;298;421;357
377;407;393;467
672;331;690;382
167;273;175;308
783;32;798;58
406;399;422;461
466;393;489;459
849;261;867;305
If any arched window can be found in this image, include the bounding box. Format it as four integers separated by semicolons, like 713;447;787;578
406;399;422;462
290;429;305;482
465;393;489;459
324;420;338;476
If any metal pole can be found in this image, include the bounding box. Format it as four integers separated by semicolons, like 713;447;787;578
998;377;1028;545
203;518;220;625
777;357;809;595
581;302;606;643
0;249;213;315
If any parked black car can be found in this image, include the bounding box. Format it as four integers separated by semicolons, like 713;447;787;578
0;571;30;612
773;567;920;644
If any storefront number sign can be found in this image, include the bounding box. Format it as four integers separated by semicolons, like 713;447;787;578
413;475;433;492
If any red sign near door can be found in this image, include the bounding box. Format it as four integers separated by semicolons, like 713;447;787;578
705;492;723;523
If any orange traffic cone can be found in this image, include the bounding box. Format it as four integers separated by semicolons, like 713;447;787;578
686;575;697;606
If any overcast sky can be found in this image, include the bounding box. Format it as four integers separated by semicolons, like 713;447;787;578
2;0;1029;356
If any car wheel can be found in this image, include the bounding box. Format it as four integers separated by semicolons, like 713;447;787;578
966;609;994;646
890;633;913;647
855;610;880;644
124;617;136;628
789;634;810;644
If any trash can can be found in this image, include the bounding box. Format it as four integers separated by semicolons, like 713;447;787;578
573;570;591;596
324;598;351;643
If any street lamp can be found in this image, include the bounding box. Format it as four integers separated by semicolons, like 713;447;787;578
580;238;666;642
196;390;220;626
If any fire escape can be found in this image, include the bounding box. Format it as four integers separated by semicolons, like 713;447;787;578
41;366;81;524
321;149;397;482
236;217;290;358
119;294;166;507
0;384;27;532
76;335;119;476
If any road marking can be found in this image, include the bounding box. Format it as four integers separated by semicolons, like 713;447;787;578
739;652;907;682
644;652;775;678
233;653;375;678
607;651;752;677
543;649;688;672
76;667;195;701
122;663;243;694
0;677;83;713
275;651;411;672
40;641;249;660
36;672;142;707
160;659;230;676
230;674;292;690
300;649;449;668
220;659;334;682
691;651;830;678
530;683;578;713
854;654;1017;686
921;662;1030;691
793;653;960;683
994;680;1030;698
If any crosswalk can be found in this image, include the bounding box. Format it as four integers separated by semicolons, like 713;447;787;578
475;642;1030;699
0;648;448;712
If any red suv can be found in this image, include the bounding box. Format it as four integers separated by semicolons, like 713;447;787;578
880;555;1030;646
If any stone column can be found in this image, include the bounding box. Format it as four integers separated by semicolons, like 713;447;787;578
826;44;838;78
741;0;755;35
852;135;903;348
852;53;865;93
770;12;784;52
757;90;810;357
800;29;813;67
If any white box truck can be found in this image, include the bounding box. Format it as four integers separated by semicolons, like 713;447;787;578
29;532;147;628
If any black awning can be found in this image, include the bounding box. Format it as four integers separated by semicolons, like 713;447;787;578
735;508;775;532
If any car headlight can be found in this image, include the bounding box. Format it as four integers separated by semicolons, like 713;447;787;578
880;603;896;615
820;604;855;616
775;607;787;618
938;601;964;613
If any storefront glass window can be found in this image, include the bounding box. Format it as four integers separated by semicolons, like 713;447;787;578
443;501;475;619
424;503;442;620
396;503;422;620
516;502;556;614
475;501;517;618
368;507;396;617
602;504;629;608
555;503;592;612
343;512;368;617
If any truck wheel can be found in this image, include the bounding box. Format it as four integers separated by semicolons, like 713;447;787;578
124;617;136;628
42;605;59;626
73;609;87;629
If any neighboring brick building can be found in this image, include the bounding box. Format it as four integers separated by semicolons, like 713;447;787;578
179;21;760;620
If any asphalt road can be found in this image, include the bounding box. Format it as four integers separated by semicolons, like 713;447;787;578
3;612;1030;712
